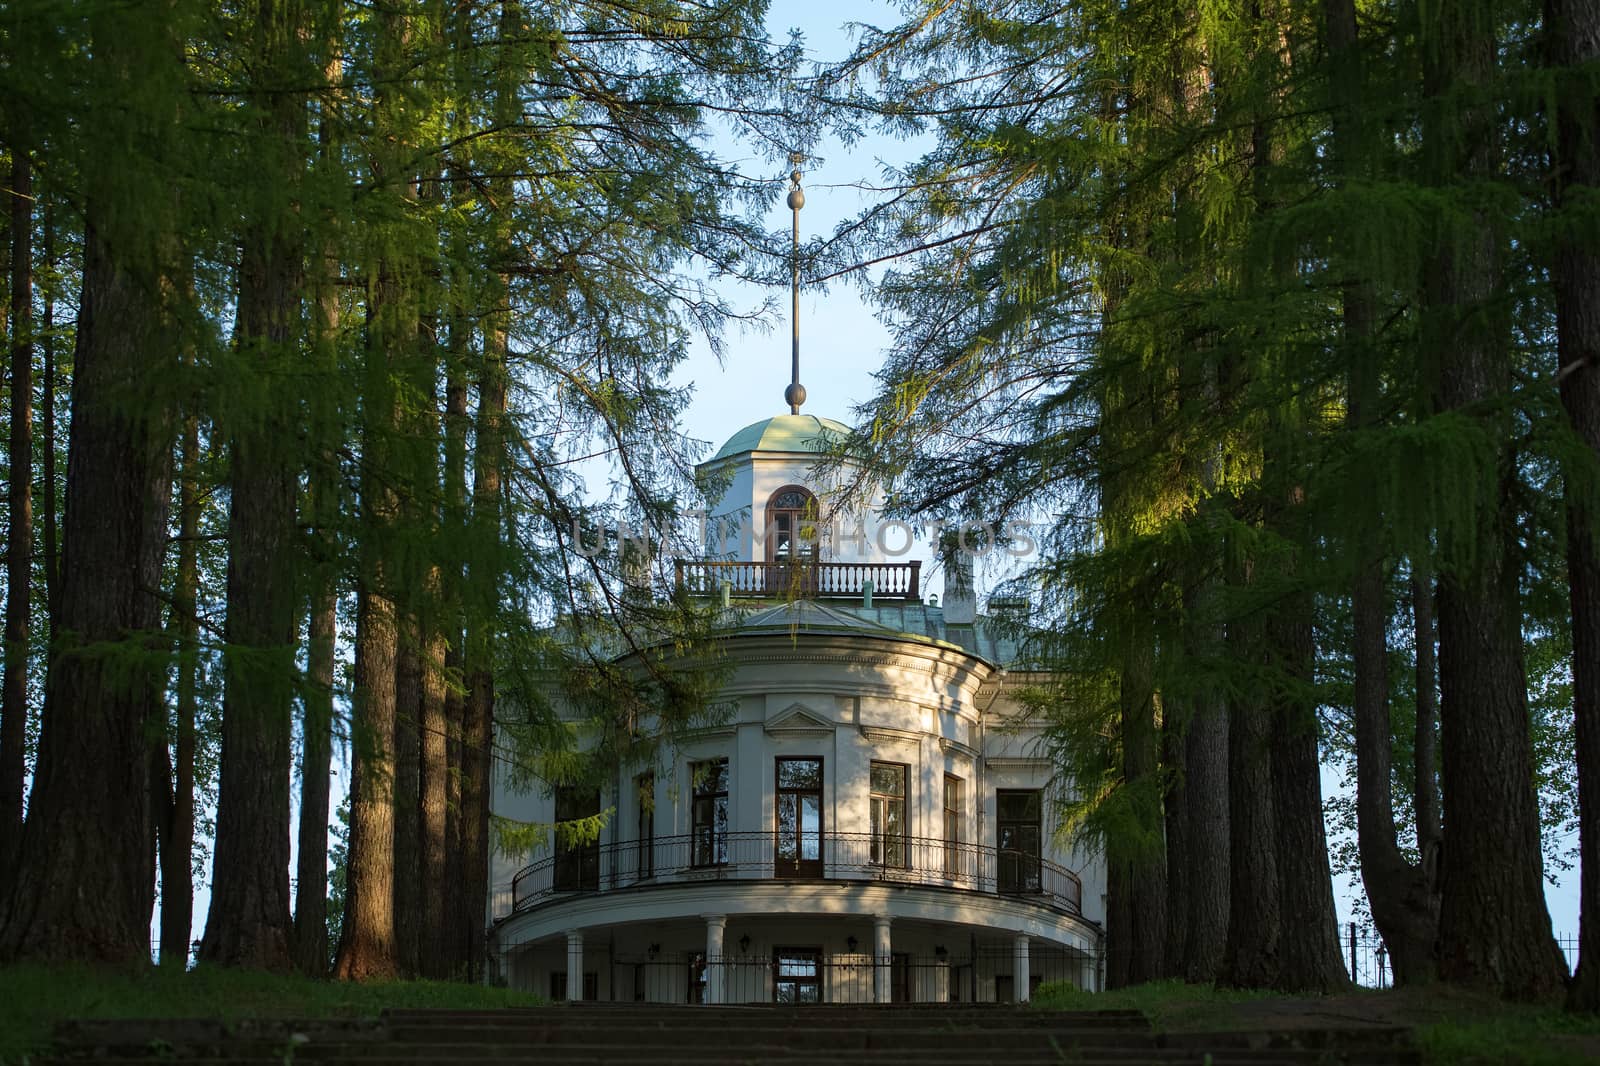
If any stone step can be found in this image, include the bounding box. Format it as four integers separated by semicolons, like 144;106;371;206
45;1007;1420;1066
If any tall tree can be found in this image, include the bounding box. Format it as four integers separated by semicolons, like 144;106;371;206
1423;0;1567;999
199;0;311;971
0;0;183;964
1544;0;1600;1014
1;146;33;887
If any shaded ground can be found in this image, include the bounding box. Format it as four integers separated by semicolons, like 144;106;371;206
1035;980;1600;1065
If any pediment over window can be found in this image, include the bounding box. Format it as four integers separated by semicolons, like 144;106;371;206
763;702;835;736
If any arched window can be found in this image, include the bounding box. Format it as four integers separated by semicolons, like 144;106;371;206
764;485;819;561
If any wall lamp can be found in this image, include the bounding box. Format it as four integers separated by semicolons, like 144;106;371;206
738;934;752;953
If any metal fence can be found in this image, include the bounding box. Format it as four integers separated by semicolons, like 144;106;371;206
510;831;1083;917
1341;925;1582;989
607;948;1097;1005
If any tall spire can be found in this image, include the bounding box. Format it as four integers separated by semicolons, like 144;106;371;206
785;157;806;415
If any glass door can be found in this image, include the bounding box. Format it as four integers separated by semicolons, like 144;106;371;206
996;789;1042;893
774;757;823;878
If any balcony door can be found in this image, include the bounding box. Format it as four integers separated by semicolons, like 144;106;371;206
554;785;601;892
996;789;1042;894
764;486;819;595
774;757;823;878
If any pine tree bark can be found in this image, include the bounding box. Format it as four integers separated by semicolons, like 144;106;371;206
440;304;470;979
199;0;307;970
295;577;336;975
1412;571;1441;871
39;203;58;625
1268;578;1351;993
419;602;450;978
334;269;403;981
0;5;180;955
393;618;423;978
1161;711;1189;982
293;37;342;980
1424;0;1567;1000
461;307;505;982
1;149;34;888
1223;583;1281;988
1119;632;1165;985
156;391;200;967
1544;0;1600;1013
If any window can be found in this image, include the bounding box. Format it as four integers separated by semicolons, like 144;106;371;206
764;485;819;561
688;952;707;1004
997;789;1042;893
870;762;908;868
553;786;600;891
773;948;822;1004
550;971;599;1001
636;772;655;880
943;774;963;876
692;759;729;867
774;757;823;878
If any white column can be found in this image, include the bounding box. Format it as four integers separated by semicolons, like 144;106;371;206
874;915;893;1004
703;914;727;1005
1013;934;1031;1003
565;930;584;1002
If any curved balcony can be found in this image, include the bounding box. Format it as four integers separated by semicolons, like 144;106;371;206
509;831;1082;918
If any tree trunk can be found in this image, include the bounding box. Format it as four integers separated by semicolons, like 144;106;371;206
199;0;307;969
1423;0;1567;1001
419;606;450;978
295;579;336;975
1412;571;1441;873
1545;0;1600;1013
461;270;507;982
334;270;403;981
440;302;469;980
1119;632;1165;985
39;201;58;625
1161;710;1189;981
1223;584;1280;988
0;130;178;961
157;388;201;968
1180;533;1229;984
393;618;423;978
1;149;34;887
1268;582;1351;993
293;32;342;981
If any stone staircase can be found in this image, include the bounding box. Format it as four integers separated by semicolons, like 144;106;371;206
45;1004;1422;1065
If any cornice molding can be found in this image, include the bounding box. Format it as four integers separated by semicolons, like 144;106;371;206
938;737;977;760
858;725;923;746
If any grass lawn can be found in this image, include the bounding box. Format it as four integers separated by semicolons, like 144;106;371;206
1035;979;1600;1065
0;963;542;1064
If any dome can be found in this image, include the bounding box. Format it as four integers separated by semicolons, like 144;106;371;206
706;413;852;463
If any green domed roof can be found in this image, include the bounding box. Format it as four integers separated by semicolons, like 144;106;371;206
707;414;852;463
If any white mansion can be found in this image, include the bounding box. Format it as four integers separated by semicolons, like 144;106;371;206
484;409;1107;1004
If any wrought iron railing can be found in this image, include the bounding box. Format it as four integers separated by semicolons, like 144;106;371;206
674;559;921;600
615;949;1097;1004
509;830;1082;916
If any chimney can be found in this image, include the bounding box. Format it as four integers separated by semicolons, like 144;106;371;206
940;531;976;625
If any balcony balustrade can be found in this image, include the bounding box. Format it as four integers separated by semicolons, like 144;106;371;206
673;559;921;600
508;830;1082;918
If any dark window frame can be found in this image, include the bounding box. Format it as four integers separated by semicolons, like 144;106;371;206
943;773;963;876
553;785;601;891
763;484;820;562
870;761;910;868
691;759;729;867
636;771;655;880
774;756;824;878
996;788;1043;894
772;946;823;1004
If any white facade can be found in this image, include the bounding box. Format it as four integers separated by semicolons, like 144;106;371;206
486;414;1106;1003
